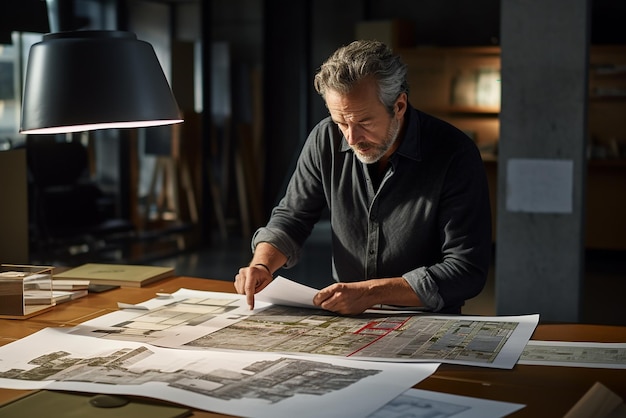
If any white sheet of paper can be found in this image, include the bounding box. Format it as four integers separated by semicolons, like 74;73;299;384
0;327;440;418
256;275;319;308
256;276;426;313
506;158;573;213
367;388;525;418
519;340;626;369
72;287;538;369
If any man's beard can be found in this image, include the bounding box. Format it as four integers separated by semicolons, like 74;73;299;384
352;117;401;164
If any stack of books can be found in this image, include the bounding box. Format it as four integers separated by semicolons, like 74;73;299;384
24;263;177;305
53;264;175;288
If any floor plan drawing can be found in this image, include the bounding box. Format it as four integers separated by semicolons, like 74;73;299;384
367;391;470;417
0;328;439;418
365;388;525;418
519;340;626;368
184;304;523;367
75;288;538;369
0;346;379;402
98;296;244;343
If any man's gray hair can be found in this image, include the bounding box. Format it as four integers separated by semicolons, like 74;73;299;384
314;40;409;114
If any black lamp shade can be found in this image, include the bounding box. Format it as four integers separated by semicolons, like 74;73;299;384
20;30;183;134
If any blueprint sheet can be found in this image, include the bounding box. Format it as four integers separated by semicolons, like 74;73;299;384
519;340;626;369
72;287;538;369
366;388;524;418
0;327;439;418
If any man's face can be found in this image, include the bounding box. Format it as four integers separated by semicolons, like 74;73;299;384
325;77;405;164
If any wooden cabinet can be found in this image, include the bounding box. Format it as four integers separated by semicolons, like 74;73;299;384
398;45;626;250
586;46;626;250
586;160;626;250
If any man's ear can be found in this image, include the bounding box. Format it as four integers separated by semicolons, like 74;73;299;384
395;92;408;119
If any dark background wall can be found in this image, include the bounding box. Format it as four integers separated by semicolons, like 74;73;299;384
12;0;626;238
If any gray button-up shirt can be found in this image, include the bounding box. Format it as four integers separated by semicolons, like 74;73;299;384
252;105;492;313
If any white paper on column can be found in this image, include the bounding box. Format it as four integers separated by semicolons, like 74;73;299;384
506;158;573;213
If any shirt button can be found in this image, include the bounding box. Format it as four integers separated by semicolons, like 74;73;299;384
369;250;374;255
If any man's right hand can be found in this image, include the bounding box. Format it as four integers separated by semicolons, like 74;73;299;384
234;264;273;310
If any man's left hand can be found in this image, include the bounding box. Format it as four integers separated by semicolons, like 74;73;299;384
313;281;375;315
313;277;423;315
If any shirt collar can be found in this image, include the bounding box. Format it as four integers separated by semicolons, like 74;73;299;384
394;104;422;162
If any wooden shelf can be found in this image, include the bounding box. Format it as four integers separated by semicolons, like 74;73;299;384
588;45;626;151
589;95;626;101
423;105;500;115
588;158;626;167
399;46;501;146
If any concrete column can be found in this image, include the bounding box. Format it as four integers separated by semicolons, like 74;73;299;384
496;0;590;322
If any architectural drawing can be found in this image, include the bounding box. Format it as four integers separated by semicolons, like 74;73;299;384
95;296;242;343
519;341;626;368
185;305;518;364
0;328;440;418
74;289;538;369
0;346;379;403
367;392;469;417
365;388;525;418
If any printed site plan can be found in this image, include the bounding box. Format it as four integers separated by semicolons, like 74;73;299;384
0;327;439;418
184;305;522;365
519;340;626;368
73;287;538;369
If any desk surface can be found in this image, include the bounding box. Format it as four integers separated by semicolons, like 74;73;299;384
1;276;625;417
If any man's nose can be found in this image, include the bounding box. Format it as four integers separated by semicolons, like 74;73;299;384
345;125;362;145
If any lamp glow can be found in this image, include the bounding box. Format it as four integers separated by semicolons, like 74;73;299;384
20;30;183;134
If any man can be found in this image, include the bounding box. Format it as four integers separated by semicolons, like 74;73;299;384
235;40;492;315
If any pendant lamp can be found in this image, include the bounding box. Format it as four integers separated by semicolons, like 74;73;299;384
20;30;183;134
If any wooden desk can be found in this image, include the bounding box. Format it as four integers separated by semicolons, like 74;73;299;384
418;324;626;417
1;276;625;417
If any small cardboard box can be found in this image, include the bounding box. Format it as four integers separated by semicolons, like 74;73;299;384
0;264;54;319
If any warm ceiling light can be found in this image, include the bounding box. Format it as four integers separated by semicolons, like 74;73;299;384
20;30;183;134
